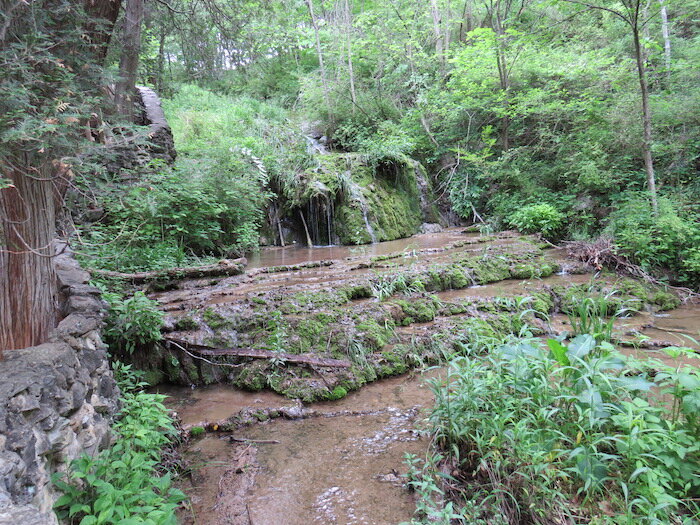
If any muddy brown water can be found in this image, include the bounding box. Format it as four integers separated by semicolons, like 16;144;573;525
244;229;472;269
157;230;700;524
166;370;443;525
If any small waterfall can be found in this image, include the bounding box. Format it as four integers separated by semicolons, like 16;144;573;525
361;202;378;244
304;135;328;155
347;177;377;244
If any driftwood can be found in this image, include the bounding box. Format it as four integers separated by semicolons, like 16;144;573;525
166;337;351;368
228;437;280;444
91;258;246;283
563;237;699;299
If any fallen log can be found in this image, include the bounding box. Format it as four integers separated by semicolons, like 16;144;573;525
165;337;351;368
91;258;247;283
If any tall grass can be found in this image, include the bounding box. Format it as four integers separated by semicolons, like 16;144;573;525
410;329;700;524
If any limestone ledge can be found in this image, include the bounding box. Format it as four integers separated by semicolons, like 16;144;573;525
0;247;119;524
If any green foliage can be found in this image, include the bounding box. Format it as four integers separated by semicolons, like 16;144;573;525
606;194;700;285
102;291;164;354
415;333;700;523
370;272;425;301
506;203;565;240
53;363;185;524
566;289;633;343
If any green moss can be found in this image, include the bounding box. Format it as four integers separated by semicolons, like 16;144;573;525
339;285;373;301
174;316;199;331
509;262;556;279
651;290;680;311
356;318;394;349
234;365;268;391
530;291;554;316
253;410;269;422
470;256;511;284
250;296;266;305
190;426;205;437
288;318;326;353
396;298;439;323
326;386;348;400
449;267;471;289
202;307;232;330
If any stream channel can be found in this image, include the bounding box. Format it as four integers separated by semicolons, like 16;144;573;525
155;229;700;525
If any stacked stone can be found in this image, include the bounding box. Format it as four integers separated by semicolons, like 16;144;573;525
0;245;119;524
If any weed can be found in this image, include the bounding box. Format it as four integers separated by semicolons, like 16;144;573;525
412;331;700;523
53;363;185;524
101;290;164;354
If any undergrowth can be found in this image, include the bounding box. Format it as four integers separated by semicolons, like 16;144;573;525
408;329;700;524
53;363;185;524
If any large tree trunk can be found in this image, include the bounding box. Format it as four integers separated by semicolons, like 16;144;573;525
0;0;122;354
115;0;144;118
0;160;58;351
83;0;123;62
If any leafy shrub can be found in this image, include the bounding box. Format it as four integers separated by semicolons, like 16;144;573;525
606;193;700;285
53;363;185;524
414;334;700;523
102;291;164;354
416;335;700;523
507;203;564;239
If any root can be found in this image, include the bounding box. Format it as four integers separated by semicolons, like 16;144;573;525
563;237;699;300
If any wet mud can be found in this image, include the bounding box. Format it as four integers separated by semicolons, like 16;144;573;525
152;229;699;524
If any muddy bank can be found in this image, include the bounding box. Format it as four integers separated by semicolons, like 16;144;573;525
144;229;699;524
168;370;442;524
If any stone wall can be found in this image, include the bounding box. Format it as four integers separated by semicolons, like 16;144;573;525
0;245;119;524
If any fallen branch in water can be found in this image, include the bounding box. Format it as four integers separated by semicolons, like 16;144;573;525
228;437;280;444
165;337;352;368
91;258;247;283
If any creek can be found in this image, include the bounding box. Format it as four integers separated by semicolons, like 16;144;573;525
154;229;700;524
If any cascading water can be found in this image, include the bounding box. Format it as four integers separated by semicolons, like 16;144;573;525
347;176;377;244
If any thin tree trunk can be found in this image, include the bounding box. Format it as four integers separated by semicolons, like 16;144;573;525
115;0;144;119
659;0;671;84
157;26;166;92
344;0;357;111
0;161;57;352
443;0;451;59
492;1;510;150
632;26;658;214
306;0;331;113
430;0;444;70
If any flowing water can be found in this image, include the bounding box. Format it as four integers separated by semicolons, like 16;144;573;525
166;370;443;525
159;230;700;524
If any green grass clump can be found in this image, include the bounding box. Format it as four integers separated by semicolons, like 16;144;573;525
411;333;700;523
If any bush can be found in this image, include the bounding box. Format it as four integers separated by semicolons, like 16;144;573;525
53;363;185;524
102;291;164;354
606;193;700;285
506;203;564;239
414;334;700;523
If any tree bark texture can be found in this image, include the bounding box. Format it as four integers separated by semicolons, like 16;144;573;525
0;161;58;351
115;0;144;118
